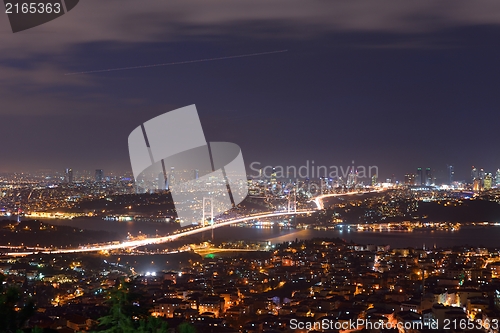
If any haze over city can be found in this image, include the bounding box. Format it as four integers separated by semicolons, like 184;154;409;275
1;1;500;333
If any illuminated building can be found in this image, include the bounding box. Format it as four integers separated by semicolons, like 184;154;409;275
471;166;478;183
479;168;485;182
65;168;73;183
425;168;432;186
473;179;482;191
371;174;377;186
404;174;416;185
483;173;493;190
152;299;189;318
417;167;423;186
496;169;500;186
166;166;175;190
270;168;277;186
447;165;454;185
95;169;104;182
197;297;225;318
347;169;357;186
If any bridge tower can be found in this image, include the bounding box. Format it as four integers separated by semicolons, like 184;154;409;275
202;197;215;241
202;197;214;226
287;186;297;213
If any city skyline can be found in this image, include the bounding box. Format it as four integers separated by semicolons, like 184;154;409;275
2;3;500;333
4;163;500;185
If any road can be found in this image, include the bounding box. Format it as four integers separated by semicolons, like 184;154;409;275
3;190;381;256
312;189;384;209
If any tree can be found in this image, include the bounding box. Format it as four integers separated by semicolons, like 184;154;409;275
137;317;168;333
93;279;168;333
0;274;35;333
94;281;135;333
177;322;196;333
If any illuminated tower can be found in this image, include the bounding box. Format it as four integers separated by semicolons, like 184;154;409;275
425;168;432;186
270;167;277;186
371;175;377;186
95;169;104;182
473;179;482;191
471;166;478;183
202;197;214;227
447;165;454;185
496;169;500;187
347;169;357;186
165;167;175;190
416;168;423;186
65;168;73;183
484;173;493;190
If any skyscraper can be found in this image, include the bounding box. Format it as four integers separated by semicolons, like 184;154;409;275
425;168;432;186
194;169;199;180
347;169;357;186
270;167;277;186
479;168;485;183
473;178;482;191
95;169;104;182
166;167;175;190
496;169;500;187
65;168;73;183
471;166;478;183
447;165;454;185
416;167;423;186
484;173;493;190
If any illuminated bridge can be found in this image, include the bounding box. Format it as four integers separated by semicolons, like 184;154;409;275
3;190;382;256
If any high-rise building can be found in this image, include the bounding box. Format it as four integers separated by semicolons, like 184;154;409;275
166;167;175;190
447;165;454;185
484;173;493;190
371;175;377;186
425;168;432;186
496;169;500;187
404;174;416;185
95;169;104;182
471;166;479;183
347;169;357;186
65;168;73;183
473;179;482;191
194;169;199;180
416;168;423;186
270;167;277;186
479;168;485;183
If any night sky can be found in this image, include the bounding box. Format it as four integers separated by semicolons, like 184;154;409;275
1;0;499;182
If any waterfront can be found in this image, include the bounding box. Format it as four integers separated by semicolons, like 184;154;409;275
37;217;500;249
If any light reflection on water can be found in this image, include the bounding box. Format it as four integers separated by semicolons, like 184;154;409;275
40;218;500;249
